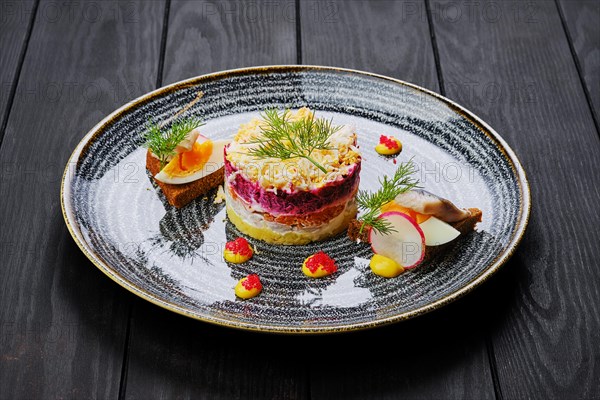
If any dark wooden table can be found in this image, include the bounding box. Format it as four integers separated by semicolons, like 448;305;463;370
1;1;599;399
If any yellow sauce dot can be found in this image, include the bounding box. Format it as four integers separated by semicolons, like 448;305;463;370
224;249;252;264
375;137;402;155
235;276;262;299
370;254;405;278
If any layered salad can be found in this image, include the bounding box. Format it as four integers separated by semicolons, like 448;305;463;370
224;107;361;245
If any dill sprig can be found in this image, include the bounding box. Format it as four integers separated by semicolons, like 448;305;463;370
356;160;420;235
142;116;204;168
246;108;340;173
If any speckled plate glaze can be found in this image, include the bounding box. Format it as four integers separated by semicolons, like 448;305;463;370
61;66;530;334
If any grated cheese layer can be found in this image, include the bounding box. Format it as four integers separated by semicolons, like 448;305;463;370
225;107;361;191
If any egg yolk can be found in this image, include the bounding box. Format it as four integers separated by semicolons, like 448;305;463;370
375;135;402;155
161;139;213;177
380;201;430;224
302;251;338;278
235;274;262;299
224;237;254;263
370;254;405;278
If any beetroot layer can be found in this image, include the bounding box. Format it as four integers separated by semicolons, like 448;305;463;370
224;148;361;215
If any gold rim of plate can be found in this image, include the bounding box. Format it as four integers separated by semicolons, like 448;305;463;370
60;65;532;334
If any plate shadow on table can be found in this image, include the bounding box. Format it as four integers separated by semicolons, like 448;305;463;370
115;231;535;397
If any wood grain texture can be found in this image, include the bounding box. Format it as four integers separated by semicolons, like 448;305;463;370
1;0;596;398
305;302;498;400
0;1;165;398
162;0;297;85
300;1;495;399
124;301;309;400
431;0;600;398
558;0;600;129
300;0;439;92
0;0;36;142
122;1;303;399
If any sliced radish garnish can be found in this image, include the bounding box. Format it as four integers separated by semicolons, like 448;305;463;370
419;216;460;246
369;211;425;269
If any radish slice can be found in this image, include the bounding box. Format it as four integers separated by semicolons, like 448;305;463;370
419;216;460;246
369;211;425;269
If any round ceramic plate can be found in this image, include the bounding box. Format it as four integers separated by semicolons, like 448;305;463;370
61;66;530;334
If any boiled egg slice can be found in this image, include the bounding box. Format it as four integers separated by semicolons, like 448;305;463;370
154;137;228;185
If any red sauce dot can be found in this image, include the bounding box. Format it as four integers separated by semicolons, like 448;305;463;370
379;135;399;150
242;274;262;291
226;237;253;257
305;251;338;274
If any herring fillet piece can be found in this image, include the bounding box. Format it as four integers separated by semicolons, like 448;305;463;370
393;189;471;223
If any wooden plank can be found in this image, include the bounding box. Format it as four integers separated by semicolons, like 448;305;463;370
300;1;496;399
0;0;37;142
305;297;499;400
122;1;303;399
161;0;297;85
0;1;165;398
558;0;600;130
431;0;600;398
125;301;310;400
300;0;440;92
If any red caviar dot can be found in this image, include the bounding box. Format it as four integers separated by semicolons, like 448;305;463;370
305;251;338;274
225;237;253;257
242;274;262;291
379;135;399;149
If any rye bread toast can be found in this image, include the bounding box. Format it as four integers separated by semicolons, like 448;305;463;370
146;150;224;208
347;208;483;260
